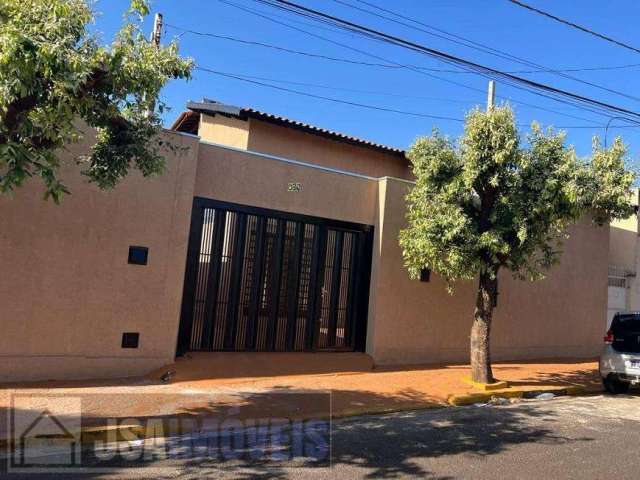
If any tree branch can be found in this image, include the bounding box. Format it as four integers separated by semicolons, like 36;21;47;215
1;66;111;148
2;94;39;134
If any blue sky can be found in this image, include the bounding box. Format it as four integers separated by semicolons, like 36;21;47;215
95;0;640;157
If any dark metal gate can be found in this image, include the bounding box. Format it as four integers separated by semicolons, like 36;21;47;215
177;198;373;354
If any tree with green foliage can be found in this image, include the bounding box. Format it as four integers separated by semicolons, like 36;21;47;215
0;0;192;201
400;106;635;384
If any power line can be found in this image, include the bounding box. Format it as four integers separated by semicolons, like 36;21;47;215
193;67;626;122
215;0;488;90
216;0;517;110
517;63;640;74
196;68;481;104
238;3;359;37
195;66;465;122
254;0;640;125
252;0;594;118
196;65;640;131
172;18;606;124
165;25;396;68
166;23;640;74
210;0;640;125
336;0;640;104
506;0;640;55
214;0;614;124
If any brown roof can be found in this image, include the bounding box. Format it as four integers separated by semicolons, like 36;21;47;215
171;99;406;158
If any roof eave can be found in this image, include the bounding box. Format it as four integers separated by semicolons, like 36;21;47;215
181;100;406;158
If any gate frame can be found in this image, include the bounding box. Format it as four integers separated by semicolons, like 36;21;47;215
176;197;374;356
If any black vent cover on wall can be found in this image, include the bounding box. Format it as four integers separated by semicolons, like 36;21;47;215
121;332;140;348
128;246;149;265
420;268;431;282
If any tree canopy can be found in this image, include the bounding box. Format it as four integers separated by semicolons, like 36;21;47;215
0;0;192;201
400;106;635;287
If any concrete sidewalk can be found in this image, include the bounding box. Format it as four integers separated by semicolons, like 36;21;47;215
0;354;602;444
149;352;602;408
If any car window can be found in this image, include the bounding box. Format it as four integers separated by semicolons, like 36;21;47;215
612;315;640;333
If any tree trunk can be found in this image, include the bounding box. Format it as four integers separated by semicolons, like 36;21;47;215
470;267;499;384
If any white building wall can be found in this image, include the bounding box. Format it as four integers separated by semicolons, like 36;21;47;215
608;189;639;329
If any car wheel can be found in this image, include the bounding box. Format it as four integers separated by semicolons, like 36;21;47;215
603;375;631;394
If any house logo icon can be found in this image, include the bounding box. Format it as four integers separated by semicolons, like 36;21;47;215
10;395;82;468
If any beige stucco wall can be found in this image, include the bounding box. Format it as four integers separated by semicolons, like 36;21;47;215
194;145;609;365
199;114;250;149
248;120;411;179
0;130;611;381
367;177;609;365
609;189;638;269
196;113;411;180
0;131;199;382
194;142;378;226
609;223;637;269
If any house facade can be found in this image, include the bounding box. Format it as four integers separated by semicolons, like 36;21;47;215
608;190;640;328
0;100;609;382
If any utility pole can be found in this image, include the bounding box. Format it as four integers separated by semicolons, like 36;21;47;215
486;80;495;111
486;79;497;307
150;13;163;47
146;13;163;117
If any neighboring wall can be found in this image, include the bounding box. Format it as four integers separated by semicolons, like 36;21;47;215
608;190;639;325
199;114;249;150
609;210;637;269
368;177;609;365
195;112;411;180
0;131;199;381
248;120;411;180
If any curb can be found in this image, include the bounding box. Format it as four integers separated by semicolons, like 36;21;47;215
461;377;510;391
0;403;446;450
1;384;599;449
447;385;589;406
0;422;149;451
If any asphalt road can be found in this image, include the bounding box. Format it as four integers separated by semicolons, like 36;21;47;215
3;393;640;479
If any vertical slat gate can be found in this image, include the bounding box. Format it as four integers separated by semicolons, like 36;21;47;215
343;233;360;348
200;210;226;350
224;213;248;349
176;199;373;354
326;231;344;348
305;225;326;351
176;205;205;356
245;216;266;350
285;222;304;350
265;219;285;351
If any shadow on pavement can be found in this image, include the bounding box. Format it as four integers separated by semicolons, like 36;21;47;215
0;386;596;479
